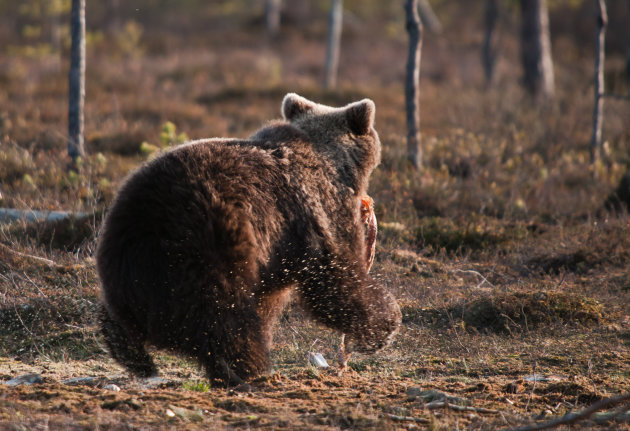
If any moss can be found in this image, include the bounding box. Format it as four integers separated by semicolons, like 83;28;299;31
416;216;526;254
457;291;605;333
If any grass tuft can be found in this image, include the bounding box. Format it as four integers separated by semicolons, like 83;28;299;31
458;291;606;333
182;380;211;392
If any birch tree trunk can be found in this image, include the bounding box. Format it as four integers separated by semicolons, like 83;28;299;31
520;0;554;99
591;0;608;164
405;0;423;170
265;0;281;37
482;0;499;86
324;0;343;90
68;0;86;164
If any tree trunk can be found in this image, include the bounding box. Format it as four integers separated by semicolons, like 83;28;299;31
0;208;88;224
68;0;86;165
591;0;608;164
324;0;343;90
482;0;499;86
405;0;423;170
626;0;630;91
265;0;281;37
417;0;441;34
520;0;554;98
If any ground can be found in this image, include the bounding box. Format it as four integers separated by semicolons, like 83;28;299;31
1;217;628;429
0;2;629;430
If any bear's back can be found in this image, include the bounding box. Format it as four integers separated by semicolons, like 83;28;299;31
96;136;322;305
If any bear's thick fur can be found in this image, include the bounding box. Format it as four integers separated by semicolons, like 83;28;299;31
96;93;401;385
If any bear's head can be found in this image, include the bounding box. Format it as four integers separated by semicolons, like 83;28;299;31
281;93;381;196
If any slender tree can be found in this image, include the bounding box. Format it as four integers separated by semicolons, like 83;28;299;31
404;0;423;169
324;0;343;90
591;0;608;164
265;0;281;37
68;0;86;164
626;0;630;91
520;0;554;98
482;0;499;86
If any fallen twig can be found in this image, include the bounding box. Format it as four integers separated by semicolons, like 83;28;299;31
525;361;538;412
503;392;630;431
425;400;499;414
453;269;496;289
0;208;88;223
593;404;630;424
0;242;55;267
387;413;430;423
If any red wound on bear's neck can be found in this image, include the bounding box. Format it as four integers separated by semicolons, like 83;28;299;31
360;195;377;272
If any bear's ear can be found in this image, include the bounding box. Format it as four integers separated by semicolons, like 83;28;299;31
282;93;316;121
346;99;375;135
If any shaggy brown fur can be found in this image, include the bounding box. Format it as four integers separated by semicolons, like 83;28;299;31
96;93;401;385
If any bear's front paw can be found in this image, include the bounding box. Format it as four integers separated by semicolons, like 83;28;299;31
337;333;352;374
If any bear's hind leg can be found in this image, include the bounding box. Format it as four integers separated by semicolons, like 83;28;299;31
99;305;158;378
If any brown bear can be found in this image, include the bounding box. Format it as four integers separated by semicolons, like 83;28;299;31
96;93;401;386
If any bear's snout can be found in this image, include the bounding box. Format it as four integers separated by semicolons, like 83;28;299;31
345;294;402;354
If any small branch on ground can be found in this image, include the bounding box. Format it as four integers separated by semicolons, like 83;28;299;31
0;243;55;267
425;400;499;414
525;361;538;412
0;208;88;223
504;392;630;431
453;269;496;288
387;414;430;423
